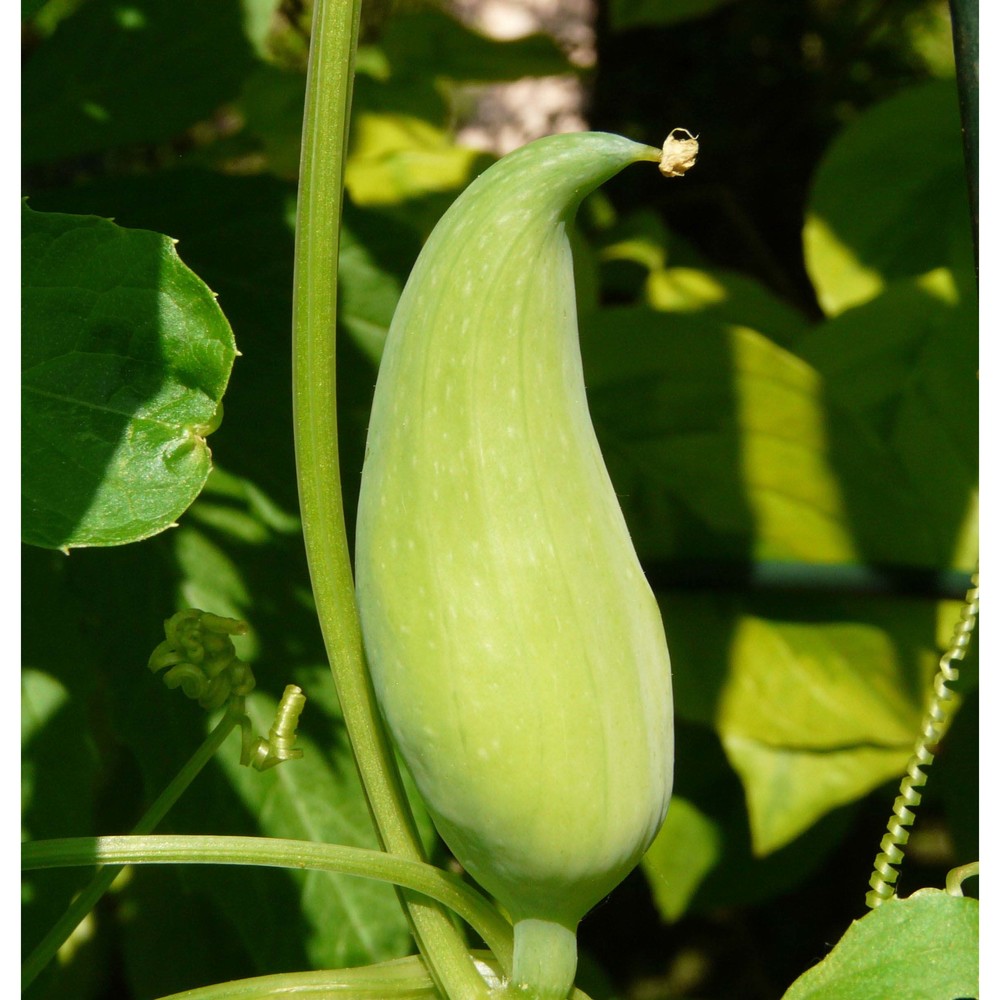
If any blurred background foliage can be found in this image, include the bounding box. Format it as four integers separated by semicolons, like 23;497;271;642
22;0;977;997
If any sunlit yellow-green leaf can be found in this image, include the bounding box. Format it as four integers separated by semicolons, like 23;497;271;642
641;796;722;922
646;266;808;346
660;591;945;856
719;615;926;854
580;308;938;567
345;114;485;206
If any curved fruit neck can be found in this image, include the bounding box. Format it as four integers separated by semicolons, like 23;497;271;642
373;134;663;450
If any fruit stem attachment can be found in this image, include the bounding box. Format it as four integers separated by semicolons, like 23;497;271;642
511;919;578;1000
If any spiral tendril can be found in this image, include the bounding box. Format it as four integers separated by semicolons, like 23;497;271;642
149;609;256;710
241;684;307;771
865;566;979;909
149;610;306;773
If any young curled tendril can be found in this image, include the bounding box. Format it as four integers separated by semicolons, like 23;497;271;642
865;566;979;909
149;609;255;710
242;684;306;771
149;609;306;773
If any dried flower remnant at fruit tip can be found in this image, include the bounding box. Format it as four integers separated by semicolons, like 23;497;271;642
660;128;699;178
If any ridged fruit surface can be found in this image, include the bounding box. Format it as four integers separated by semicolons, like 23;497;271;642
356;131;674;996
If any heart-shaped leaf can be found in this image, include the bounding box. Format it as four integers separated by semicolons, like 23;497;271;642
22;205;237;549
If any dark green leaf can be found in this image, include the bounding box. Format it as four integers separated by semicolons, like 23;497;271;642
22;0;48;21
236;65;308;177
609;0;741;31
24;171;301;509
380;9;571;82
214;692;415;968
22;0;255;165
580;307;940;568
22;205;237;549
158;522;416;969
782;891;978;999
798;273;977;570
119;867;255;998
646;265;809;347
338;207;421;363
804;81;973;315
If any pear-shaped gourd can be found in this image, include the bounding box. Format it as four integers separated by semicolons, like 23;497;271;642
356;132;683;999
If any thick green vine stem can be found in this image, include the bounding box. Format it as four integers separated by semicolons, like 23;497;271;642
290;0;494;995
149;954;603;1000
154;953;494;1000
865;567;980;908
22;834;514;969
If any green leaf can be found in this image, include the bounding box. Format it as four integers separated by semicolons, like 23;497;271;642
609;0;741;31
660;592;943;855
24;171;301;511
163;523;425;971
21;550;109;1000
797;270;962;430
22;0;47;21
715;613;920;855
669;721;857;915
119;867;254;999
379;9;571;82
641;796;722;922
338;206;421;364
213;693;415;969
580;307;940;568
22;205;237;549
22;0;255;165
645;265;810;347
797;272;977;570
187;467;300;544
345;113;489;206
235;65;308;177
782;891;978;1000
803;81;973;315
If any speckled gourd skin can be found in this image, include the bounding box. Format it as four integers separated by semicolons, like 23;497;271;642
355;132;674;933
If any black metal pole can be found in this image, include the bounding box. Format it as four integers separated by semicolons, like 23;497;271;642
949;0;979;277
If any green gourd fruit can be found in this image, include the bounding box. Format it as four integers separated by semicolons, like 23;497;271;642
356;130;694;999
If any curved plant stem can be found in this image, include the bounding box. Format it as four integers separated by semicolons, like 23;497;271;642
292;0;496;1000
290;0;496;996
22;835;514;969
20;705;244;991
156;953;463;1000
150;954;597;1000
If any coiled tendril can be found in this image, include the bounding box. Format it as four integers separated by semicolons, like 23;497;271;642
149;609;305;772
865;566;979;908
148;609;255;709
243;684;307;771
